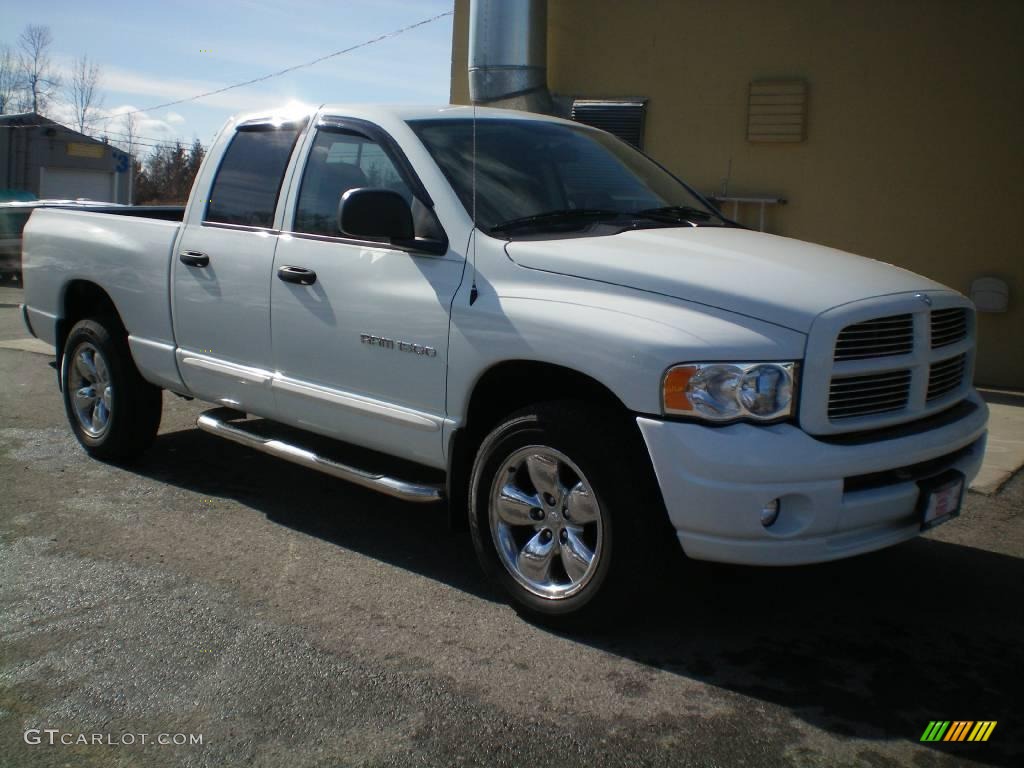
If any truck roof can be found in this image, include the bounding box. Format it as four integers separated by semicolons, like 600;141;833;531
228;103;573;128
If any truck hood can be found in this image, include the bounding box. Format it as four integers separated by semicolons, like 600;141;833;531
505;227;948;332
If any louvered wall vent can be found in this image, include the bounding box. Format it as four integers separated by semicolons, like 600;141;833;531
571;99;647;148
747;79;808;143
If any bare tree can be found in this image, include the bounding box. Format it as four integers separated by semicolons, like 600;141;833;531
17;25;60;114
0;45;18;114
120;111;139;203
121;110;138;158
67;55;105;132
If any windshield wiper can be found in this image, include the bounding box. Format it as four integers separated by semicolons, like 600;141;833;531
489;209;625;233
632;205;717;223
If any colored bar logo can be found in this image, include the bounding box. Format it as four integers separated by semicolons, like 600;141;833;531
920;721;997;742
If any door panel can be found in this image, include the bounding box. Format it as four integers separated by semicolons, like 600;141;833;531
270;125;462;468
173;225;279;414
172;122;303;415
271;237;461;467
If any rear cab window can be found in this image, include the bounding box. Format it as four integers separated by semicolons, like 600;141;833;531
205;124;304;228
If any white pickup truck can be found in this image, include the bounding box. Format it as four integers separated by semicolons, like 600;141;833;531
21;104;988;620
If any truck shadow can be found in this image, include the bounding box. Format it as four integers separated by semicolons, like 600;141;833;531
131;426;1021;767
569;548;1022;767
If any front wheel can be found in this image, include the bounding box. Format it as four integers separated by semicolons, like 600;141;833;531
61;317;162;461
469;401;670;622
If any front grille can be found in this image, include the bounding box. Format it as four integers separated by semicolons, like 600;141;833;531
834;314;914;361
828;370;912;420
928;354;967;401
807;299;975;435
931;308;968;348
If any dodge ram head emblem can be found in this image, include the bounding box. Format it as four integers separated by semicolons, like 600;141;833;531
915;293;932;306
360;333;437;357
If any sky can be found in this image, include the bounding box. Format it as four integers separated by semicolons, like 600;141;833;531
1;0;455;153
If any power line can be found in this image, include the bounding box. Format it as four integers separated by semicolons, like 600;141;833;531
94;126;206;146
86;121;203;145
0;118;206;147
1;7;454;143
0;119;152;140
105;9;453;120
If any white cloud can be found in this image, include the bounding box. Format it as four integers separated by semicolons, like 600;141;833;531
101;64;282;113
165;111;185;124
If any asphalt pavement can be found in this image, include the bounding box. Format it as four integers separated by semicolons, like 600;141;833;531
1;286;1021;767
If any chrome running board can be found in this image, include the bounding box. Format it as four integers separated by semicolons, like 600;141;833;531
196;411;443;503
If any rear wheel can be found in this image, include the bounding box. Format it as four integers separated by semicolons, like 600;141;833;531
469;401;670;623
61;317;162;461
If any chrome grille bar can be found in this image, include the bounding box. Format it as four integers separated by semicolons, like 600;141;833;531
927;354;967;401
828;370;912;420
931;308;968;348
834;314;913;361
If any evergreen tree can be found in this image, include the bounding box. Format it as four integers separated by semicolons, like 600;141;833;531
134;140;205;204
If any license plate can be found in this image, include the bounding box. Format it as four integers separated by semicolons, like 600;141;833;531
918;472;965;531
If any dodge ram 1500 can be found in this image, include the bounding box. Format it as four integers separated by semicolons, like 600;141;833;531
21;104;988;620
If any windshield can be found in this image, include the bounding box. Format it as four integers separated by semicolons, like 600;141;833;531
407;118;723;236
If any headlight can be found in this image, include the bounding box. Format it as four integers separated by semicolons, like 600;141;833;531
663;362;797;422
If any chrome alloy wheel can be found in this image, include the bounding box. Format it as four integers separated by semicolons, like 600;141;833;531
488;446;604;600
68;342;113;438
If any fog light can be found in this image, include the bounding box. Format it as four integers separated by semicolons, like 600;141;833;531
760;499;780;528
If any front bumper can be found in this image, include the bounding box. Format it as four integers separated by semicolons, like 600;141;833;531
637;391;988;566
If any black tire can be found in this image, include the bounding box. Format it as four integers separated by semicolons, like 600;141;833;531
61;317;162;461
468;400;674;624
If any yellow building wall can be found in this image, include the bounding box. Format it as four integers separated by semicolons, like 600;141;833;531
451;0;1023;388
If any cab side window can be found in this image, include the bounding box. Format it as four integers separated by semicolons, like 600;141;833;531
205;125;302;228
295;129;412;237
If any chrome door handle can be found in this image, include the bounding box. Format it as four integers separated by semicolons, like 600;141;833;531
277;265;317;286
179;251;210;267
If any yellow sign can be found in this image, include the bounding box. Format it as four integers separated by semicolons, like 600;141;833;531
66;142;106;159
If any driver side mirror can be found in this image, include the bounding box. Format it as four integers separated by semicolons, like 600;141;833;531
338;188;414;243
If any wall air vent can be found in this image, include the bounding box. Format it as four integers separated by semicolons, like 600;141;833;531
571;99;647;149
747;79;808;143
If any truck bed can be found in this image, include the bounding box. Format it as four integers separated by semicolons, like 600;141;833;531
63;205;186;221
22;206;185;391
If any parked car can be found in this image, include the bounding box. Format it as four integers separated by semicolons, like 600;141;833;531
0;189;38;202
20;105;988;620
1;199;124;281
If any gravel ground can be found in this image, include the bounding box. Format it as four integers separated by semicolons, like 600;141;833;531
0;290;1021;767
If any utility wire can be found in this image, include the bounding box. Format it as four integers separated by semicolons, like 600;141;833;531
0;119;171;140
105;9;453;120
0;120;205;151
90;123;204;145
94;126;206;146
0;118;208;148
1;7;454;141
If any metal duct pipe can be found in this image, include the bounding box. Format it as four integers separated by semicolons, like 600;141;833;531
468;0;552;113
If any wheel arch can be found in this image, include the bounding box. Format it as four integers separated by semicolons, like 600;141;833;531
464;359;629;431
446;359;641;527
56;280;127;388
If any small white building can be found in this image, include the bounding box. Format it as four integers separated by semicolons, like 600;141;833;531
0;113;131;204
